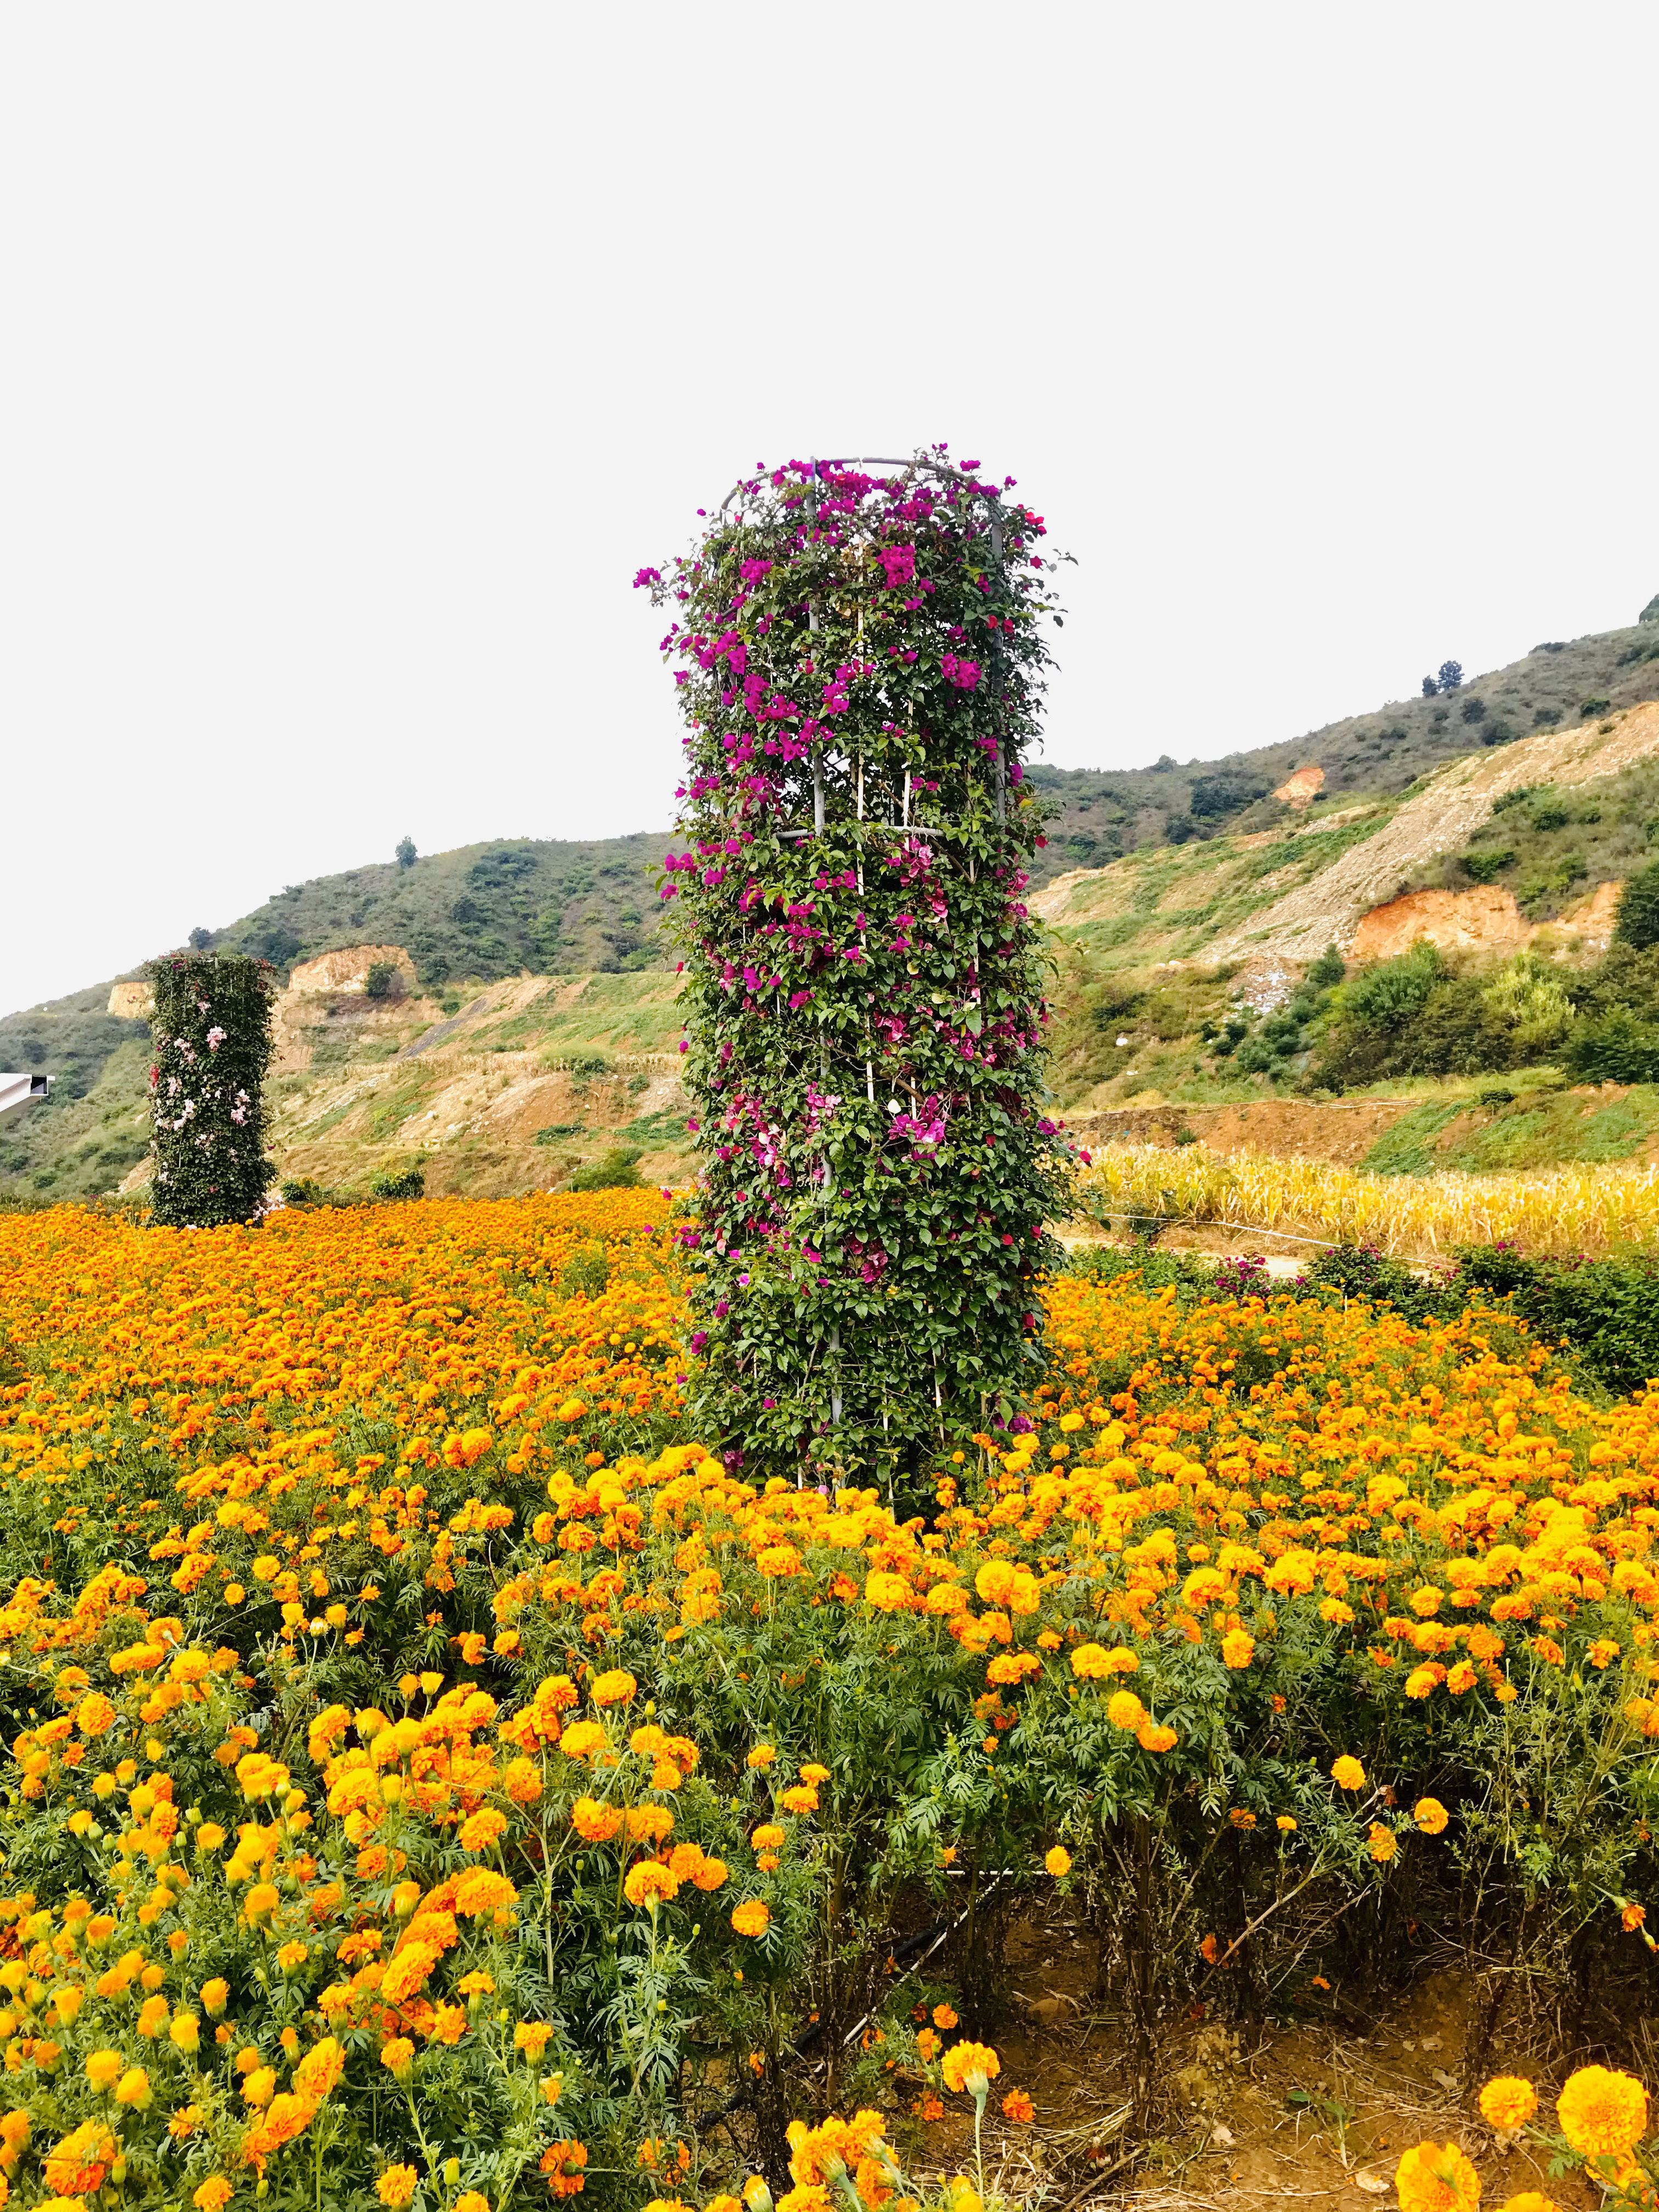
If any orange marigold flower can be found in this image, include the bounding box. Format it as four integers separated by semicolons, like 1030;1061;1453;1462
1001;2089;1035;2123
1394;2140;1480;2212
1414;1798;1450;1836
459;1808;509;1853
1368;1823;1397;1864
1044;1846;1071;1878
380;2038;414;2080
454;1869;518;1917
933;2005;958;2032
1623;1903;1646;1934
570;1796;623;1843
625;1862;681;1911
540;2141;588;2197
294;2036;346;2101
590;1669;637;1707
730;1899;771;1937
747;1744;777;1769
194;2180;234;2212
1220;1630;1255;1669
941;2041;1000;2097
560;1722;608;1761
377;2166;419;2207
1479;2078;1538;2132
1556;2066;1648;2159
1106;1690;1147;1733
43;2119;116;2196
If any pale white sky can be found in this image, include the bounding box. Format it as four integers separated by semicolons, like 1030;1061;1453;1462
3;3;1655;1015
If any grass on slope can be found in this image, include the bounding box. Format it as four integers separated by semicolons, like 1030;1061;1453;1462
1396;752;1659;919
1362;1086;1659;1176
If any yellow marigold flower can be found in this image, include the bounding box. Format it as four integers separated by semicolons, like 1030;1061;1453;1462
169;2011;200;2055
200;1978;229;2016
1071;1643;1136;1680
752;1824;787;1850
1556;2065;1648;2158
515;2022;554;2059
625;1862;681;1911
731;1899;771;1937
747;1744;777;1769
380;2038;414;2080
799;1763;830;1785
1414;1798;1450;1836
114;2066;151;2108
377;2166;419;2208
194;2180;234;2212
1479;2078;1538;2132
1394;2140;1480;2212
1044;1847;1071;1878
241;2066;276;2108
1368;1823;1397;1864
1330;1757;1367;1791
940;2041;1000;2097
196;1822;227;1852
170;2103;204;2139
780;1786;819;1814
590;1669;637;1708
1277;1816;1297;1832
1220;1630;1255;1669
1493;2196;1559;2212
137;1993;171;2037
1106;1690;1147;1733
244;1881;280;1922
560;1722;608;1761
85;2049;123;2090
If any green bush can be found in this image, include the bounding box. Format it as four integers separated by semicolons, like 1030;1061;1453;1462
568;1146;642;1193
1560;1009;1659;1085
1455;1242;1659;1396
368;1160;426;1201
1615;859;1659;951
365;962;400;1000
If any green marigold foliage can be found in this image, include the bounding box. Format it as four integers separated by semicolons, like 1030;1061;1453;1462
641;452;1075;1479
145;951;276;1227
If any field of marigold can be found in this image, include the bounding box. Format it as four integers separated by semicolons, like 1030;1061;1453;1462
0;1192;1656;2211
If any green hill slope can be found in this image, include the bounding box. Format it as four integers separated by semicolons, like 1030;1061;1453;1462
218;830;680;989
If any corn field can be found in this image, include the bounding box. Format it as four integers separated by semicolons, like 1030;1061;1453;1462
1077;1141;1659;1258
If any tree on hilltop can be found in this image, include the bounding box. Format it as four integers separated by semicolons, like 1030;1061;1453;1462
1437;659;1464;693
396;837;417;870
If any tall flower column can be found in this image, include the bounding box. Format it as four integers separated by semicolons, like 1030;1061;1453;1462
146;951;276;1227
641;450;1073;1482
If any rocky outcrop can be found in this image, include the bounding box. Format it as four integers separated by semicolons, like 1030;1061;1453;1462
108;981;154;1019
1273;765;1325;808
1350;886;1530;963
286;945;419;995
1551;879;1623;952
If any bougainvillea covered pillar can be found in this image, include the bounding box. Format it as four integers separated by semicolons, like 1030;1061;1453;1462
146;951;276;1227
641;449;1073;1481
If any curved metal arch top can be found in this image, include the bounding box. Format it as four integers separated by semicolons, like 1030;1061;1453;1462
718;452;1005;518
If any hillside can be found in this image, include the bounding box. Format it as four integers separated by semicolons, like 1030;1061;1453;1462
217;829;680;989
1027;615;1659;872
7;606;1659;1208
